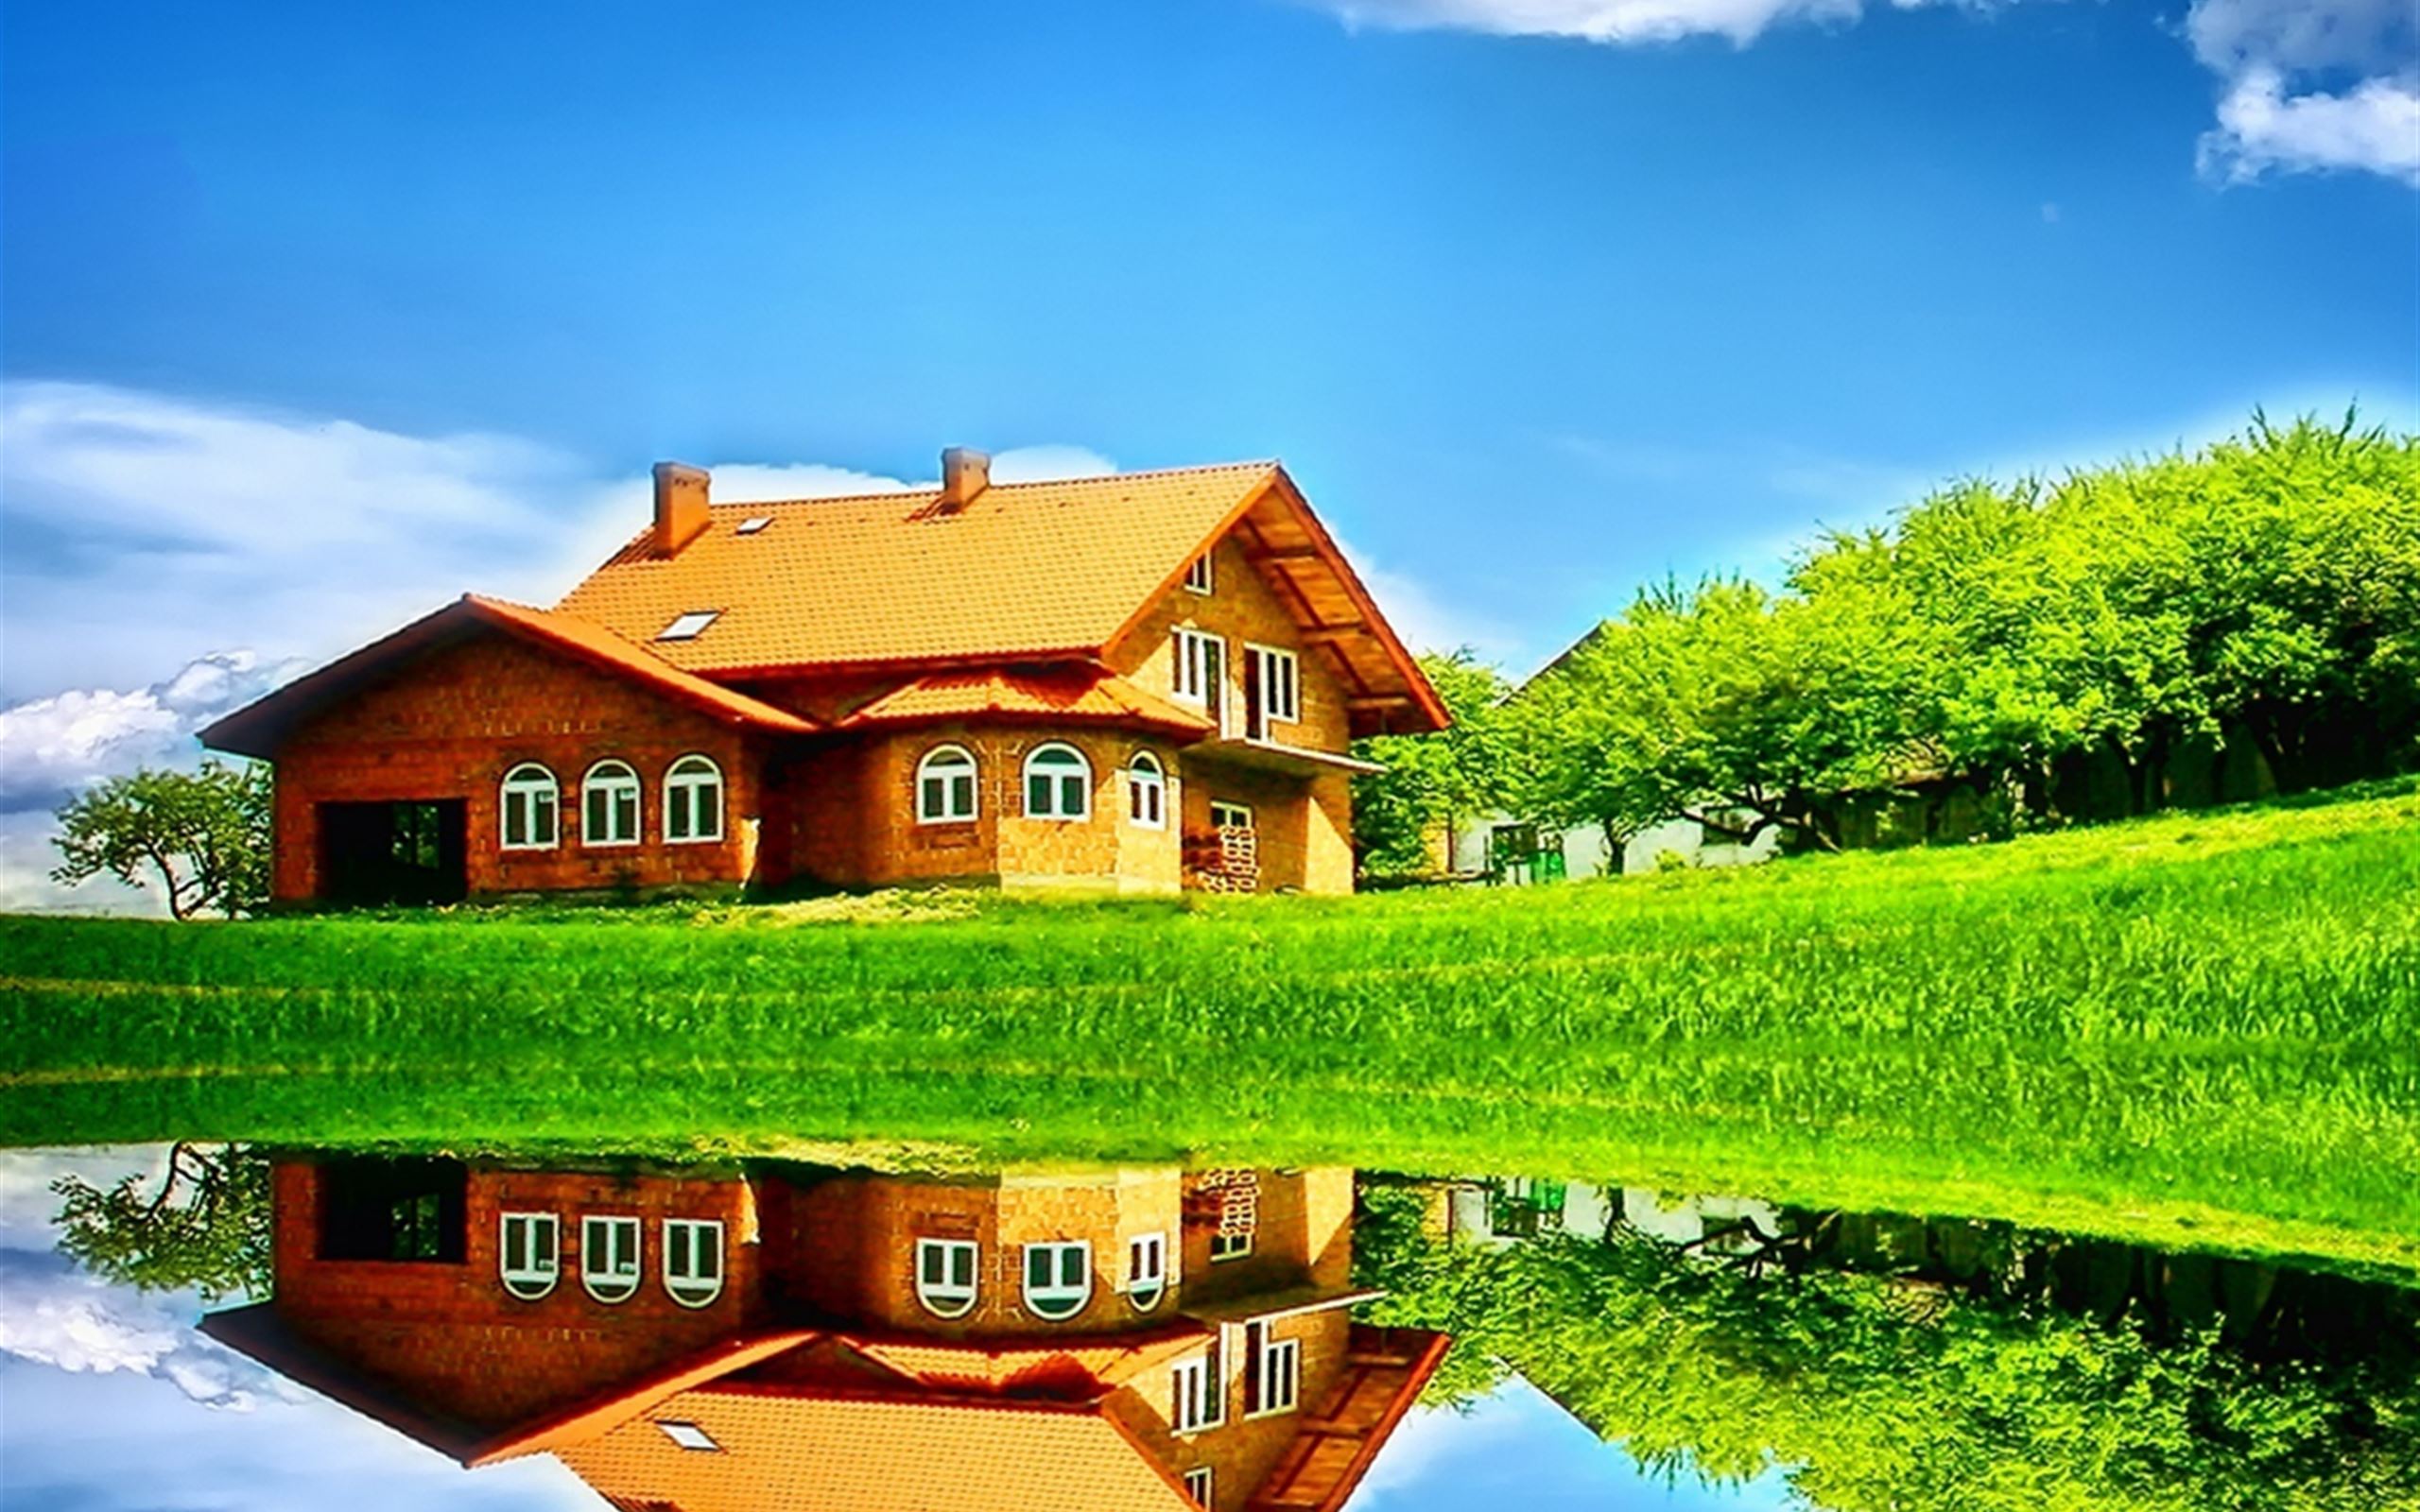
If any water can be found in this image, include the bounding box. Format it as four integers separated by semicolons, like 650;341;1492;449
0;1143;2411;1510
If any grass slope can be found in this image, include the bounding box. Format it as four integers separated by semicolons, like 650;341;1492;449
4;785;2417;1274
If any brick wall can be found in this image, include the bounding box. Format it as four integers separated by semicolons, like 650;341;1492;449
1179;1168;1352;1307
1107;1307;1356;1511
267;631;769;902
268;1160;764;1431
1111;533;1352;754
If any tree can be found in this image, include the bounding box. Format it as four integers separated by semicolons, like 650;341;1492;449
51;761;270;919
52;1143;271;1303
1350;650;1530;876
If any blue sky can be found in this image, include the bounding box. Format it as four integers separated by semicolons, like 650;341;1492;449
0;0;2413;905
0;1148;1797;1509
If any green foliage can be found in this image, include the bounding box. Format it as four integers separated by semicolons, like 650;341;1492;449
1360;1228;2420;1511
50;762;270;919
3;784;2418;1272
1350;649;1529;875
51;1142;269;1303
1533;412;2420;848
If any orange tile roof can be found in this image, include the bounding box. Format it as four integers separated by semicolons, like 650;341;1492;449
839;664;1214;739
200;593;816;758
555;463;1282;674
555;1387;1198;1512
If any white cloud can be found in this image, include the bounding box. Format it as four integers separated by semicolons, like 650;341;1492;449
1299;0;2420;185
0;649;306;813
1336;535;1520;658
0;1250;284;1411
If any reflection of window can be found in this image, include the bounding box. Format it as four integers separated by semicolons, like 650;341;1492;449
1127;1232;1167;1311
1208;1229;1253;1263
318;1158;467;1263
499;1211;559;1299
582;760;642;847
499;764;559;850
582;1215;642;1303
663;755;724;844
658;1420;720;1452
1247;1326;1300;1418
1127;752;1167;829
1022;744;1091;820
1022;1241;1092;1321
663;1219;725;1308
1171;1348;1223;1434
1183;1466;1214;1506
916;745;978;823
916;1238;979;1318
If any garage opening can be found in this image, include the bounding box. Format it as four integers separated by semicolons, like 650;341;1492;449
317;799;468;905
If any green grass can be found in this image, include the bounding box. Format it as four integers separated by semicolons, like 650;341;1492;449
5;783;2418;1276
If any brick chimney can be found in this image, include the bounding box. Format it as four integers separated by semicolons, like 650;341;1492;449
937;447;990;511
652;462;711;556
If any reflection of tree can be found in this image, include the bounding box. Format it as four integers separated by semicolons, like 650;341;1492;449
1354;1188;2420;1511
52;1143;271;1304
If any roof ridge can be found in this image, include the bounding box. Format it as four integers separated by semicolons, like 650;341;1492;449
704;459;1280;512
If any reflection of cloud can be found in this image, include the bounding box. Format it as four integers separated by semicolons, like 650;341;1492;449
0;1248;283;1410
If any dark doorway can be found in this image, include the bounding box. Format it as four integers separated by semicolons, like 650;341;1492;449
317;1157;468;1263
317;799;468;905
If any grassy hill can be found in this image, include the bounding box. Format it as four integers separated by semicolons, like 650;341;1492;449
4;782;2417;1274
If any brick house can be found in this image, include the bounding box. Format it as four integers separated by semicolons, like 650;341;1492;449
201;452;1447;904
201;1153;1450;1511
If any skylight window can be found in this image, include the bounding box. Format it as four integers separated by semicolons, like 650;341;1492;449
657;1420;721;1452
657;610;719;642
735;516;773;535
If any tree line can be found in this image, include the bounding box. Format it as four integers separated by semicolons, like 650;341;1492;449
1355;411;2420;873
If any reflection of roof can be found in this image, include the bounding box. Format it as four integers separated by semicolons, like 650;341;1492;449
559;1388;1197;1512
839;665;1214;740
1252;1326;1454;1512
199;593;818;758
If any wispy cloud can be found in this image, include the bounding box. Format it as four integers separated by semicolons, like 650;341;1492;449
1296;0;2420;185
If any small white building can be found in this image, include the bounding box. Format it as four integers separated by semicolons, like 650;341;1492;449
1447;812;1781;881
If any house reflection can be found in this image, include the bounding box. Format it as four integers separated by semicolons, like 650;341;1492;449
200;1153;1448;1510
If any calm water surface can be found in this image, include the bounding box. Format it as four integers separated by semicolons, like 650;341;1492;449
0;1142;2410;1510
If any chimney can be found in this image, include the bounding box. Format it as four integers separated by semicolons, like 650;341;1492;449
652;461;711;556
937;447;991;512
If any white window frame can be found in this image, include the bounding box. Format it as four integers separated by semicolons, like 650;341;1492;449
1183;1466;1215;1505
1250;644;1302;727
1022;1240;1092;1321
1022;743;1092;822
1208;1228;1253;1263
1170;1350;1224;1435
657;1420;721;1452
657;610;719;642
735;515;773;535
1249;1333;1301;1418
662;1218;725;1309
663;754;725;844
1171;627;1222;705
498;763;560;851
915;1237;979;1319
498;1211;559;1300
1127;1231;1168;1311
1184;554;1214;594
1208;799;1253;833
915;744;979;824
1127;752;1167;830
581;760;643;848
581;1214;643;1304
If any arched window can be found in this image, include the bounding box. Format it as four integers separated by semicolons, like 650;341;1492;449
1126;752;1167;830
499;764;559;850
915;1238;979;1319
1023;744;1091;821
663;1218;724;1309
1126;1232;1167;1312
582;1215;642;1304
498;1211;559;1301
916;745;978;824
1023;1241;1092;1321
581;760;642;848
663;754;724;844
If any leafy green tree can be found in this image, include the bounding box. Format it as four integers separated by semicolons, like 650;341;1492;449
51;761;270;919
52;1143;271;1303
1351;650;1529;876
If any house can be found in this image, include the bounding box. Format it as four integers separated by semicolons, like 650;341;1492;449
201;451;1447;905
200;1152;1450;1511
